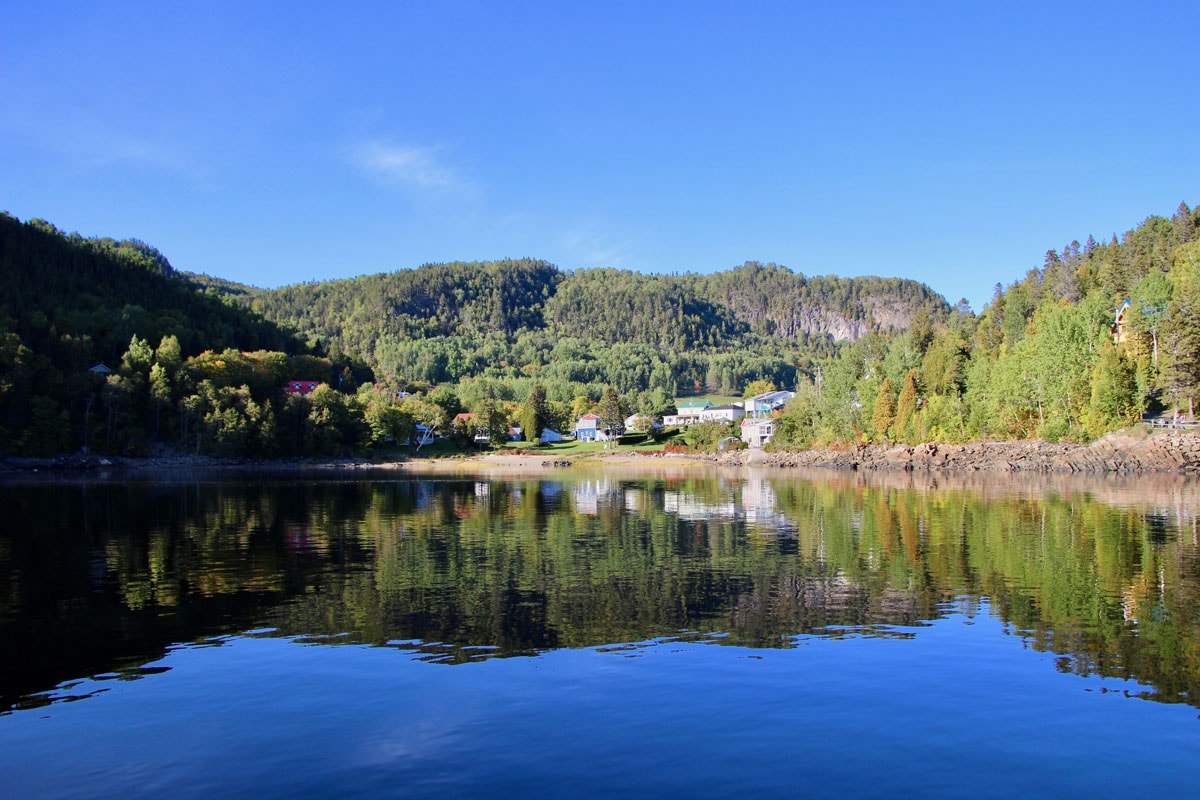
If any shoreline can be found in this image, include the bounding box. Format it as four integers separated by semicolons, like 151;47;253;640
3;429;1199;478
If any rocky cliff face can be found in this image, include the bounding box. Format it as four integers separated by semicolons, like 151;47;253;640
757;297;920;342
769;306;872;341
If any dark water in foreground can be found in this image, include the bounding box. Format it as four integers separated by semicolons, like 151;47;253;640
1;468;1198;797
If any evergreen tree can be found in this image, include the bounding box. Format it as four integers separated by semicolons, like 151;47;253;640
871;377;896;443
1161;279;1200;416
895;370;920;443
478;388;508;447
597;386;625;441
520;383;549;443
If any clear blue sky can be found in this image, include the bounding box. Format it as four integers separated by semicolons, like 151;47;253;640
3;1;1197;312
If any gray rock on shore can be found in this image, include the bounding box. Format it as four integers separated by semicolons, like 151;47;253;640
717;430;1200;474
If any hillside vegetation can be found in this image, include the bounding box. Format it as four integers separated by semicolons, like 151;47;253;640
222;257;947;398
771;202;1200;447
2;202;1197;459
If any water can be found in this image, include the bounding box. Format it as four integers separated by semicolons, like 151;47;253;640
2;468;1198;797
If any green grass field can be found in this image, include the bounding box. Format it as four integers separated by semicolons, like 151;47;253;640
674;394;741;407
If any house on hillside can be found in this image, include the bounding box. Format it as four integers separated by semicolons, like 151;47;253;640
663;400;711;427
624;413;663;433
700;403;745;423
540;428;567;444
284;380;322;395
1111;298;1132;344
745;389;795;417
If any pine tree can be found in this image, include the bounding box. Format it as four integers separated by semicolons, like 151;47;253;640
895;370;920;443
522;384;549;443
597;386;625;441
479;388;507;447
871;377;896;443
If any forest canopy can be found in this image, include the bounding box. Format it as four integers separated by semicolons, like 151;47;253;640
2;201;1197;458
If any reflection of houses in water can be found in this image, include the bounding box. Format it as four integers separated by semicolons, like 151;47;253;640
731;574;926;632
663;491;738;521
572;478;618;515
659;478;795;535
411;481;435;511
624;486;646;514
741;477;797;536
537;481;564;510
284;523;318;555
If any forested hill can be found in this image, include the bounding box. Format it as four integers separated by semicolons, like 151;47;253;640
0;214;300;362
242;259;947;358
3;202;1196;460
694;263;948;341
245;258;563;358
768;201;1200;449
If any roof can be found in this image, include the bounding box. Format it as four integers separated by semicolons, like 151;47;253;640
750;390;793;403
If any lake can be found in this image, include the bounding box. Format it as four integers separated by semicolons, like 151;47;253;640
2;466;1198;798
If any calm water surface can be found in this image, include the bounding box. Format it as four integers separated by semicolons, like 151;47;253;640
1;468;1198;797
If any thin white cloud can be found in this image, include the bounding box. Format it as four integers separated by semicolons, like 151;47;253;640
346;140;461;191
559;219;644;270
4;107;204;181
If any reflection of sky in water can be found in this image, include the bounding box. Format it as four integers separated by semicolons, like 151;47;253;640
3;611;1197;799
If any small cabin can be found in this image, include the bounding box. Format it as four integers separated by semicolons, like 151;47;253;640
1111;299;1131;344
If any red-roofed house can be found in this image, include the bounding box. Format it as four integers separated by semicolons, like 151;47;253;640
285;380;322;395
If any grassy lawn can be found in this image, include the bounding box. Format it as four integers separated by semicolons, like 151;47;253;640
675;394;741;407
389;428;688;460
492;429;684;457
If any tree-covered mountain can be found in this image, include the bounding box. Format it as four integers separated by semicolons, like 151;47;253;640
0;214;330;456
693;262;949;341
542;269;749;350
0;214;299;361
5;201;1195;460
772;201;1200;447
247;258;562;357
239;258;946;358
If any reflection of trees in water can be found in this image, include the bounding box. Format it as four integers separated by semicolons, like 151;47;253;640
2;472;1198;710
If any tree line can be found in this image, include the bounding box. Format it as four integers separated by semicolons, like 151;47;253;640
772;202;1200;447
2;202;1197;458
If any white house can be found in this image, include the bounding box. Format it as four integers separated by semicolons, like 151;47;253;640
540;428;567;444
745;389;795;417
700;403;745;423
741;417;775;448
624;413;663;432
663;400;711;427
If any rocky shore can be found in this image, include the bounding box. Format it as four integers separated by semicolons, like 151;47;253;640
714;430;1200;474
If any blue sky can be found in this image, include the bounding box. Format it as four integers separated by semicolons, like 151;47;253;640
3;1;1197;312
